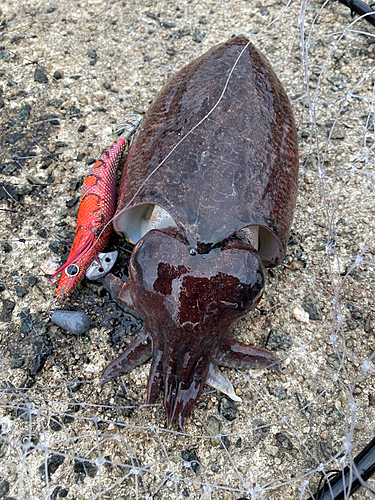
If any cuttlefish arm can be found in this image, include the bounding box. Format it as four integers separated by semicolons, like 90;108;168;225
205;361;242;403
216;334;281;373
103;273;140;318
100;333;242;403
101;274;281;402
100;328;152;383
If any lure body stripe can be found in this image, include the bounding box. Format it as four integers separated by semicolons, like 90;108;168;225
53;136;127;301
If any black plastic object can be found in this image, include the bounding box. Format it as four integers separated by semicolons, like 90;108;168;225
310;435;375;499
338;0;375;27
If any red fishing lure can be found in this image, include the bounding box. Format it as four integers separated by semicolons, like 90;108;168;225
50;136;127;301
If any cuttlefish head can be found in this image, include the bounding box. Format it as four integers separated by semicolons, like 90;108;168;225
128;227;265;429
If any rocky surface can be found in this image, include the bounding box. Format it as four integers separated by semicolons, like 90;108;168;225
1;0;375;499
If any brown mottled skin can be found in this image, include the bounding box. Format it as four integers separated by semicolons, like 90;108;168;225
102;35;299;429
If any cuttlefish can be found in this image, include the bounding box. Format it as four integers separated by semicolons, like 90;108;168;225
57;35;299;429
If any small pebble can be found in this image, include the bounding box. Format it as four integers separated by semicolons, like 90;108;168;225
0;299;15;322
19;308;33;333
311;237;327;251
181;450;200;473
207;415;221;446
38;455;65;482
346;316;358;331
31;337;50;374
37;228;47;239
0;480;9;498
267;385;287;400
66;197;79;208
69;106;82;118
41;258;61;274
70;179;82;191
265;444;278;456
87;48;97;59
10;357;24;369
67;377;84;393
347;301;362;320
266;329;293;350
73;460;98;478
193;28;203;43
218;397;237;421
50;417;63;431
160;20;176;28
15;285;27;298
32;285;45;301
331;127;345;140
1;242;12;253
364;314;372;333
28;276;37;286
0;49;10;60
51;310;90;335
5;133;25;145
302;298;322;320
293;306;309;323
275;432;293;450
34;66;48;83
17;104;31;121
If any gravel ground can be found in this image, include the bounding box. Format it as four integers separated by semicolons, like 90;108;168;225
1;0;375;499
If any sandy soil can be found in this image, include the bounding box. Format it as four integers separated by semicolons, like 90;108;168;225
1;0;375;499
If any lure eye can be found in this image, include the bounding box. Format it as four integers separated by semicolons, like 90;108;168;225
66;264;79;277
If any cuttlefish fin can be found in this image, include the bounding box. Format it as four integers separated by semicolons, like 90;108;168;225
100;328;152;383
215;334;281;373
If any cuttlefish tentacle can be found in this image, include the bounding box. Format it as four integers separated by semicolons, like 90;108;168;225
101;274;281;407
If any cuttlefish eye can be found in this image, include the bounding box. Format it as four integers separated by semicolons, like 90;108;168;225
66;264;79;277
